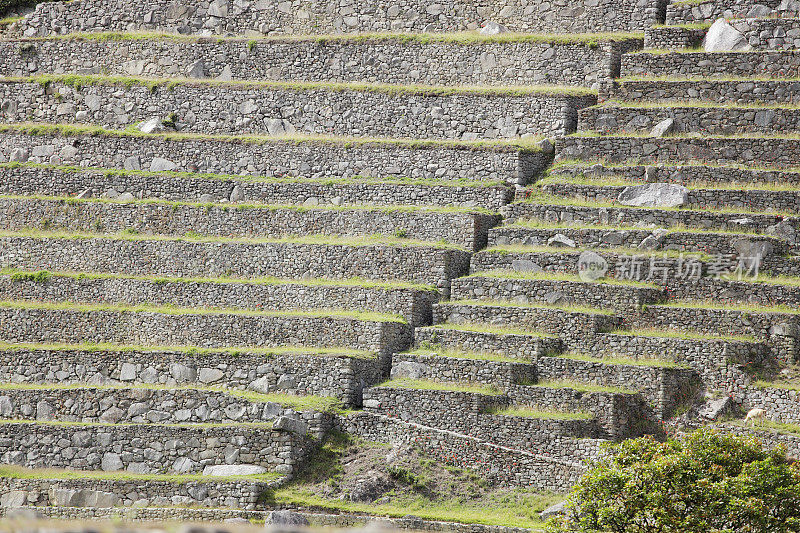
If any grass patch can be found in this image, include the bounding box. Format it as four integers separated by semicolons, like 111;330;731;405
486;405;593;420
503;218;763;238
441;297;614;315
467;269;659;288
0;464;281;482
376;378;501;396
531;379;637;394
554;352;688;369
428;322;554;337
608;327;757;343
481;242;714;262
754;380;800;392
0;299;405;323
652;300;800;315
403;346;522;364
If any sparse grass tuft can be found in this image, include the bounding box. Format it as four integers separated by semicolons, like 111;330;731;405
376;378;502;396
486;405;593;420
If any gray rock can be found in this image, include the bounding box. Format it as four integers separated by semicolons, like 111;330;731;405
186;59;206;79
9;148;28;163
699;397;733;421
249;376;271;394
390;361;428;379
199;193;215;203
746;4;773;17
770;322;799;337
618;183;688;208
273;415;308;436
277;374;296;389
170;362;197;382
138;117;165;134
511;259;543;273
540;500;569;520
216;65;233;81
766;219;799;245
101;452;124;471
0;396;12;417
124;155;142;171
479;21;508;35
116;192;135;201
203;464;268;476
150;157;177;172
0;490;27;508
265;510;310;527
172;457;196;473
230;185;245;202
650;118;676;137
547;233;577;248
638;235;661;251
704;19;752;52
35;400;53;420
198;367;224;383
75;189;92;199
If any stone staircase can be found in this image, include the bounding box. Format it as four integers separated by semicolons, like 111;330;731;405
0;0;799;526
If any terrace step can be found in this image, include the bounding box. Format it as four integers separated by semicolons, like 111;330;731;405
665;0;789;25
450;272;660;312
391;350;537;388
537;181;800;219
0;301;412;358
581;102;800;136
0;466;276;510
646;18;800;51
0;342;381;406
548;162;800;187
621;50;800;79
608;78;800;105
661;276;800;307
0;420;311;476
488;224;791;256
432;299;620;335
642;24;707;50
0;195;500;251
0;163;516;211
0;34;640;88
0;77;596;138
414;324;563;361
0;126;549;185
14;0;663;37
0;233;471;293
557;134;800;169
0;271;437;327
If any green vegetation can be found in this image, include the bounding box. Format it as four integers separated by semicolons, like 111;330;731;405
441;297;614;315
548;429;800;532
403;346;522;363
554;352;688;369
467;269;658;288
653;300;800;315
428;322;555;337
0;464;280;482
486;405;593;420
9;270;51;283
376;378;502;396
609;327;757;343
531;379;637;394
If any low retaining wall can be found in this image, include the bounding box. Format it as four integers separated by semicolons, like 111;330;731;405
391;352;536;388
0;421;312;475
0;131;548;184
609;79;800;104
0;273;437;327
0;236;472;293
740;386;800;424
0;80;596;138
16;0;665;36
622;50;800;79
0;197;499;251
643;25;706;49
666;0;785;24
414;327;563;360
0;307;413;357
0;164;516;211
0;37;640;88
0;346;382;406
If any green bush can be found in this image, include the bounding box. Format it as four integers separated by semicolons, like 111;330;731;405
549;428;800;532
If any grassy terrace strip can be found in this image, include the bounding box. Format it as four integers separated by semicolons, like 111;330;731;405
599;99;800;111
0;161;509;188
485;406;593;420
0;228;464;251
537;171;800;191
550;158;800;175
375;378;502;396
481;243;715;261
617;75;800;83
440;298;615;315
5;74;597;97
0;465;281;482
465;270;658;288
754;380;800;392
0;418;277;429
402;347;521;364
0;382;344;412
428;323;556;337
501;219;764;237
573;131;800;141
0;340;374;359
39;30;645;45
1;268;437;292
0;193;498;216
529;379;637;394
554;353;688;368
651;300;800;315
608;327;758;343
0;300;406;323
0;123;545;152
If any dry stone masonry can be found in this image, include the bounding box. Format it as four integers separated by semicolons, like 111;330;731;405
1;0;800;526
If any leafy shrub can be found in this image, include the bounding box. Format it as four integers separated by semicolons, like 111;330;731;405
549;428;800;532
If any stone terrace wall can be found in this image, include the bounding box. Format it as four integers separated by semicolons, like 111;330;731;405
643;25;706;49
0;347;383;406
0;477;272;509
0;307;413;356
17;0;667;37
621;50;800;78
0;236;472;292
0;164;515;210
740;386;800;424
0;132;548;184
608;79;800;104
0;197;500;251
666;0;785;23
0;386;331;432
732;18;800;50
340;411;586;491
0;274;437;327
391;352;536;388
0;422;311;475
0;81;597;138
0;37;642;88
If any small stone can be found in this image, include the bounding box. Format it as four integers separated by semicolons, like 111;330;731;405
650;118;675;137
479;21;508;35
547;233;577;248
186;60;206;79
138;117;165;134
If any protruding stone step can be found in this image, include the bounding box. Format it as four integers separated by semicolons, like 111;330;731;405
610;77;800;104
414;324;563;360
0;125;550;184
0;465;277;510
0;34;641;87
0;162;516;210
621;49;800;79
14;0;664;37
0;270;437;327
0;233;471;293
0;77;597;137
0;301;412;357
0;195;500;251
451;271;660;312
642;24;707;50
0;342;381;406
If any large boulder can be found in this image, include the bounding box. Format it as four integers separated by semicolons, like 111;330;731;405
390;361;428;379
265;510;310;527
202;464;268;476
540;500;569;520
703;19;752;52
273;416;308;436
617;183;688;208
